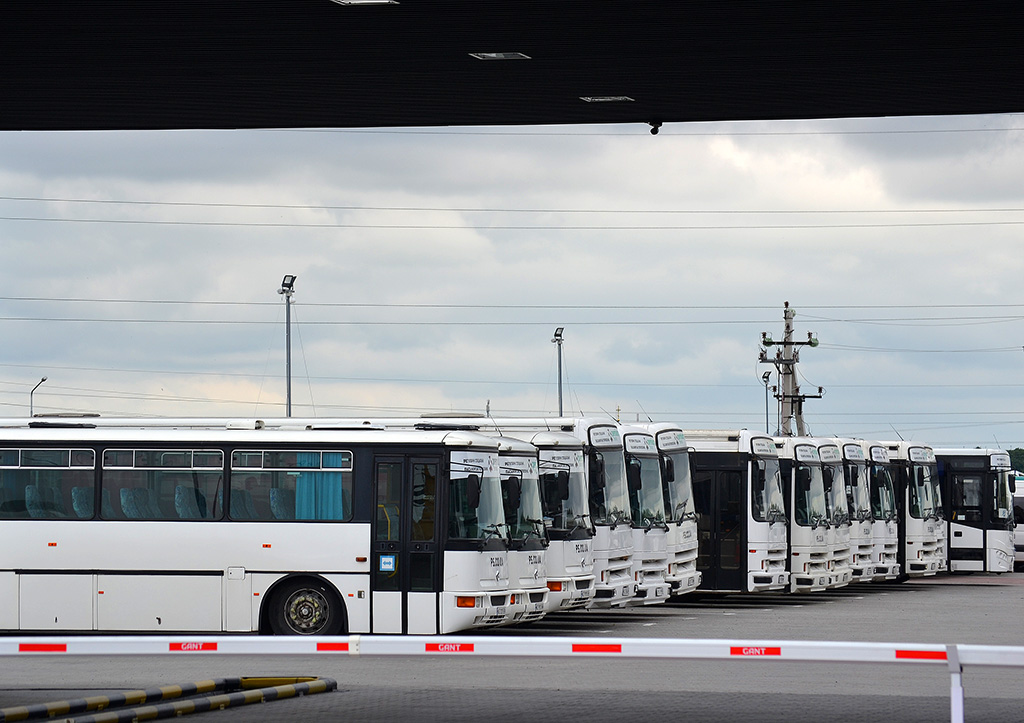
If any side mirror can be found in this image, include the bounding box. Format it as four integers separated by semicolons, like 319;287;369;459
661;457;675;484
796;468;811;492
556;471;570;501
466;474;481;509
626;457;643;492
504;477;522;510
588;453;606;490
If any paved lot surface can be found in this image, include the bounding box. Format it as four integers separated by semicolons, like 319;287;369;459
2;574;1023;722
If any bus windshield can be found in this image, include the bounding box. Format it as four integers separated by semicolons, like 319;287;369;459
795;464;828;528
870;464;897;521
500;462;546;543
539;456;591;534
626;453;667;528
753;457;786;523
589;448;631;527
910;465;936;519
997;471;1014;528
661;449;695;523
823;463;849;525
845;462;873;522
450;460;507;541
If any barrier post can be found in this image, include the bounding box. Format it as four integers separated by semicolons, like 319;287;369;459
947;644;963;723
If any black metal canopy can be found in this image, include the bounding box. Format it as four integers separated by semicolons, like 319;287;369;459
3;1;1023;131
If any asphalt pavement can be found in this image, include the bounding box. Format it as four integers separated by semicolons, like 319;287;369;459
2;574;1022;722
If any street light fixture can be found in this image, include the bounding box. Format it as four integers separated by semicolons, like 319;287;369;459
551;327;564;416
761;371;772;434
30;376;47;417
277;275;297;417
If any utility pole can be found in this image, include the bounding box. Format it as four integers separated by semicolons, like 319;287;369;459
759;301;822;436
278;275;296;417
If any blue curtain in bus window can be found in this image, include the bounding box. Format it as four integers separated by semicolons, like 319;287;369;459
295;471;346;520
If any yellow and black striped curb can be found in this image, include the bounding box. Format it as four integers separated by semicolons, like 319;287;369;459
0;677;336;723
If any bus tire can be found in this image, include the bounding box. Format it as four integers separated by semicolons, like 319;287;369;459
267;577;346;636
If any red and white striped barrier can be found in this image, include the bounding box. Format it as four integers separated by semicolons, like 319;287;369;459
4;635;1023;723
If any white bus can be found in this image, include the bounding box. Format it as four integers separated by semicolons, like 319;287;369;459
933;448;1015;574
882;441;943;578
523;432;596;612
619;426;671;605
818;442;853;589
863;443;900;581
685;430;789;593
833;440;876;582
636;424;701;596
774;437;831;593
494;436;549;623
0;421;518;635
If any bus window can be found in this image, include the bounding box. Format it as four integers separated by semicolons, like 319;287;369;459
952;475;983;523
230;450;353;522
103;449;222;520
0;448;95;520
411;462;437;541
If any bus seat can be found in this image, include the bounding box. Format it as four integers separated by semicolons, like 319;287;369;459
270;488;296;520
120;488;144;519
72;486;94;518
25;485;46;518
174;485;202;519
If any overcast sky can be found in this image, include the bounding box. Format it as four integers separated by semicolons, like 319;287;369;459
3;113;1024;448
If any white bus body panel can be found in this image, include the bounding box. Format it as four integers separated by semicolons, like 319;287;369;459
19;575;93;630
441;550;510;631
591;524;634;607
849;518;875;583
96;575;222;631
543;539;595;611
666;520;701;595
871;518;901;580
507;549;548;623
0;573;17;630
628;527;670;605
987;531;1014;573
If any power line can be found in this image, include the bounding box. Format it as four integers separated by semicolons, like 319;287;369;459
8;297;1024;311
5;195;1024;215
4;215;1024;231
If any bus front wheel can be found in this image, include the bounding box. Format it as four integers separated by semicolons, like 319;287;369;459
268;578;346;635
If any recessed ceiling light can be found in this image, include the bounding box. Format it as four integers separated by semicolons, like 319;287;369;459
469;52;531;61
580;96;635;103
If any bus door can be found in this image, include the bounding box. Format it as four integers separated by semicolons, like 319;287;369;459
693;468;745;591
949;472;986;571
371;456;441;634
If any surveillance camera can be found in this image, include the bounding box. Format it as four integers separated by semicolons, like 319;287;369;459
649;122;662;135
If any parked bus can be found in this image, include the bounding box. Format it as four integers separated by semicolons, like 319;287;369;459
774;437;831;593
520;431;596;611
0;421;517;635
863;442;900;581
619;425;671;605
494;436;549;622
882;441;943;577
685;430;790;593
933;448;1015;574
636;423;702;596
818;442;853;588
833;440;876;582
